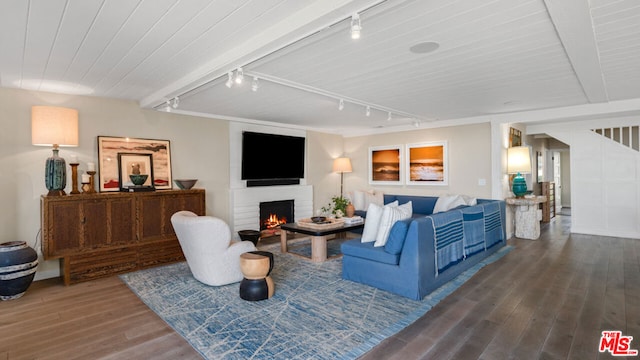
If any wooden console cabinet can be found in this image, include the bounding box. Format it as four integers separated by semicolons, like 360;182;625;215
41;189;205;285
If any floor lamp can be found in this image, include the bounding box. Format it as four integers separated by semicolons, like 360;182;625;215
332;157;352;197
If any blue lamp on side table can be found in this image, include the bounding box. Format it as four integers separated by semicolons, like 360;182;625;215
31;106;79;196
507;146;532;198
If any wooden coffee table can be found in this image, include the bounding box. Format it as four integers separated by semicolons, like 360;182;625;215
279;221;364;262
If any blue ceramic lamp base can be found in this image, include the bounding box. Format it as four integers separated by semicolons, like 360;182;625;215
511;172;527;198
45;148;66;196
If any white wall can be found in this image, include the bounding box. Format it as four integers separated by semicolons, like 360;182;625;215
343;123;493;199
529;117;640;239
567;130;639;238
560;151;571;207
306;131;345;214
0;88;231;280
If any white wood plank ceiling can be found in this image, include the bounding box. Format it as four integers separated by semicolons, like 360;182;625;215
1;0;639;135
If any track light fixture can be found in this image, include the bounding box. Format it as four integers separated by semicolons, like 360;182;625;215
171;96;179;109
351;13;362;39
214;68;424;125
163;100;172;112
235;67;244;84
225;72;234;88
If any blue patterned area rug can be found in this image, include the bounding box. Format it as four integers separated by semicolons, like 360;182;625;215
120;241;513;359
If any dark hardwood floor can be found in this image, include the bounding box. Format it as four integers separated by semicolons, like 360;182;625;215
1;214;638;359
360;215;640;360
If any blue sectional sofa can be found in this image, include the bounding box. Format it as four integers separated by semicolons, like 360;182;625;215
341;194;507;300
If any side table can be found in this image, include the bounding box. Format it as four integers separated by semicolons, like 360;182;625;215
506;196;547;240
239;251;275;301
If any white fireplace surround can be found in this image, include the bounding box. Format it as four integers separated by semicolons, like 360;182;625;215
230;185;313;239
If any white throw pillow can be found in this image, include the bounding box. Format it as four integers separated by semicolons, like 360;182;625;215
352;190;366;210
361;203;383;242
461;194;477;206
361;200;398;243
433;195;466;213
374;201;413;247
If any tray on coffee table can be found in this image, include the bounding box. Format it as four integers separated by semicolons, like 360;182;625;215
295;218;345;230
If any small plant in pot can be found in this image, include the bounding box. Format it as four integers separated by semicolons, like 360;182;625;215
321;196;350;218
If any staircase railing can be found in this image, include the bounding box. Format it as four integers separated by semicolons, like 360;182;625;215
591;126;639;151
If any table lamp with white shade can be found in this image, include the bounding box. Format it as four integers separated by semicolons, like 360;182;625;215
31;106;79;196
507;146;531;198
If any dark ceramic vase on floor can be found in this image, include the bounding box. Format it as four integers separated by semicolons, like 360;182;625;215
0;241;38;301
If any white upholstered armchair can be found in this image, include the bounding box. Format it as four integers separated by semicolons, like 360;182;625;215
171;211;257;286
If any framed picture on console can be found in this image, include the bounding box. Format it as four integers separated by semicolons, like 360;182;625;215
97;136;172;192
405;141;448;186
117;153;155;190
369;145;402;185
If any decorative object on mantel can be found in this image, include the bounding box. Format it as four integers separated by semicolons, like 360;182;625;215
85;171;97;194
174;179;198;190
0;241;38;300
117;153;155;192
31;106;79;196
332;157;352;197
81;181;91;193
507;146;532;198
68;158;80;195
97;136;171;192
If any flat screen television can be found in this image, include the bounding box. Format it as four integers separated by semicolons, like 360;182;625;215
241;131;305;185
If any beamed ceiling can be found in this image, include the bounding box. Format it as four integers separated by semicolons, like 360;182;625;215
1;0;640;135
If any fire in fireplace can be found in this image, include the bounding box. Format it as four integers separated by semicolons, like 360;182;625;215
259;200;294;235
264;213;287;229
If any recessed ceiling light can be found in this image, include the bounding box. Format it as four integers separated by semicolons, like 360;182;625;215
409;42;439;54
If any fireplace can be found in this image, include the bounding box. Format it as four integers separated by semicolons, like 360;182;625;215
259;200;294;236
230;185;312;240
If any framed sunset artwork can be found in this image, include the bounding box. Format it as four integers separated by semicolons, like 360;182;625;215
369;145;402;185
406;141;448;186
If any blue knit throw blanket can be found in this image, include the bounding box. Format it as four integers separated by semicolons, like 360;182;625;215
430;210;464;275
